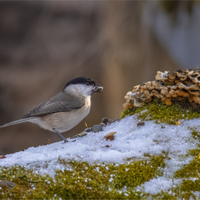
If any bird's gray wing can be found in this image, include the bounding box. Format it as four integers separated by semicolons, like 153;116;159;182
22;92;85;118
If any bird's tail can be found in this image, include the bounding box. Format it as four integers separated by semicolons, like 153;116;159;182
0;118;32;129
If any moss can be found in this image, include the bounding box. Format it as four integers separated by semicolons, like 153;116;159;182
174;127;200;179
150;190;177;199
172;127;200;198
179;179;200;192
190;128;200;141
174;156;200;179
117;155;166;189
0;155;167;199
121;106;137;119
121;98;200;125
0;166;54;199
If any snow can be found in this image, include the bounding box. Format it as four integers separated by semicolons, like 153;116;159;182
139;177;182;195
0;115;200;195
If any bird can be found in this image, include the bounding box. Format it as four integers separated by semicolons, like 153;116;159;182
0;77;103;143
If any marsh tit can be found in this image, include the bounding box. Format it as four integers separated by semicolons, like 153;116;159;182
0;77;103;142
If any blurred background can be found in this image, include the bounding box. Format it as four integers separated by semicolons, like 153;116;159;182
0;1;200;154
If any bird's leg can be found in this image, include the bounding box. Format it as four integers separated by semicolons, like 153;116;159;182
53;130;68;143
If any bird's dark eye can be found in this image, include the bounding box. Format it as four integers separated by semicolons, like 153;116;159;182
91;81;95;86
86;80;95;86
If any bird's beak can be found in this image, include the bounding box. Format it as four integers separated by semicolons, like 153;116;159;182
92;84;103;94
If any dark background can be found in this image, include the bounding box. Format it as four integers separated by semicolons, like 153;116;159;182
0;1;199;154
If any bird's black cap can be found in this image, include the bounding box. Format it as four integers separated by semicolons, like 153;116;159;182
64;77;96;90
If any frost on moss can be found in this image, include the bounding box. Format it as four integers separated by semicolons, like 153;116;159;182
121;98;200;125
172;150;200;199
0;155;166;199
165;127;200;199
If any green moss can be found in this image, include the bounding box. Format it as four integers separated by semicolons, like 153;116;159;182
190;128;200;141
174;127;200;179
121;98;200;125
121;106;137;119
179;179;200;192
172;126;200;198
115;155;166;189
174;156;200;179
0;166;54;199
0;155;167;199
188;148;200;157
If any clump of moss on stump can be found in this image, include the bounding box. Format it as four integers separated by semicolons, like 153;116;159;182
121;98;200;125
